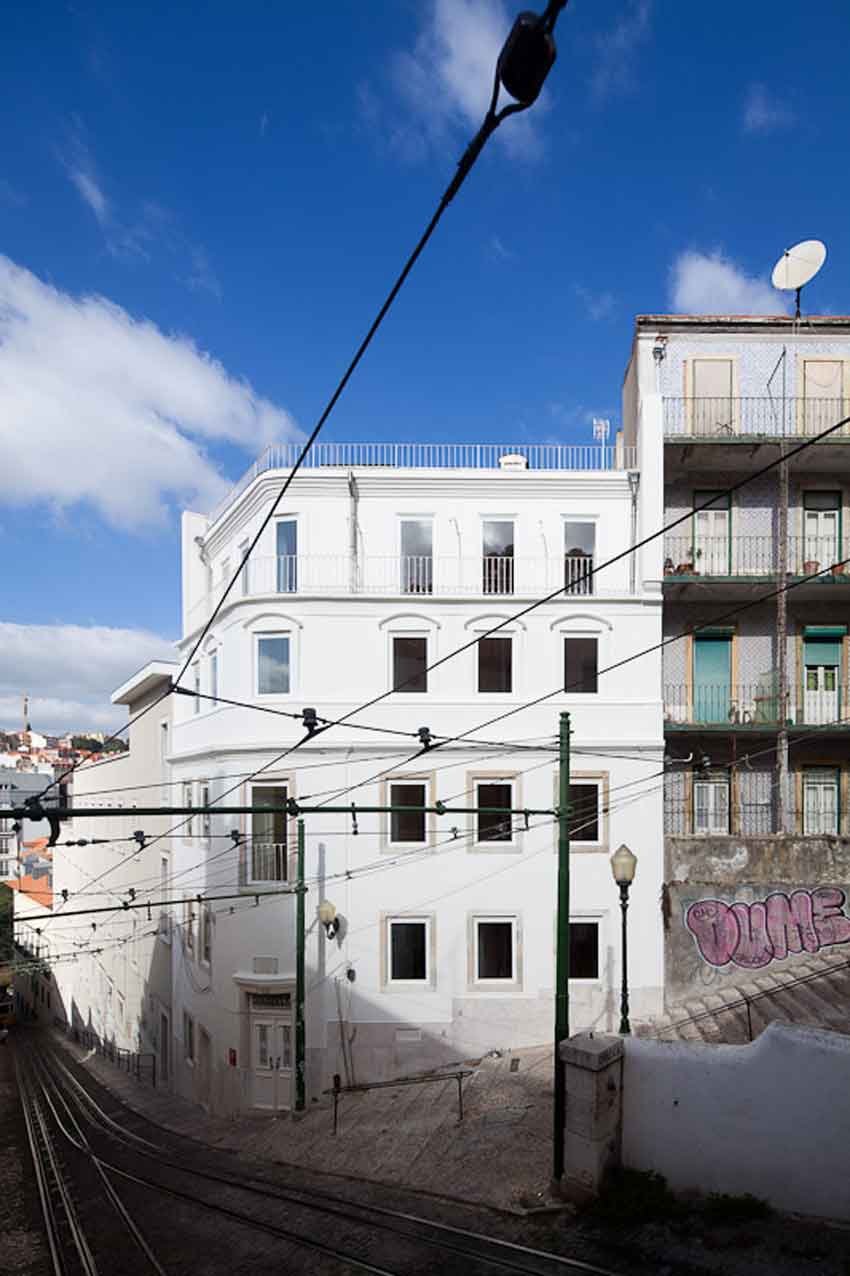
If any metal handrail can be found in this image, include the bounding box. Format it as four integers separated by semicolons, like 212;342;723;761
324;1067;474;1134
654;956;850;1042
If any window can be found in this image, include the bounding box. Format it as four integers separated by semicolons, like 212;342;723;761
159;855;171;938
482;520;514;595
160;721;169;800
192;662;201;714
693;773;730;834
200;782;211;842
238;539;250;596
182;782;195;838
209;650;219;703
393;637;427;693
400;519;433;594
257;635;290;695
276;519;298;593
200;905;212;965
569;783;600;843
803;492;840;573
388;918;429;983
250;784;288;882
564;523;595;595
474;918;516;982
0;860;8;879
570;921;599;980
388;782;427;845
184;899;195;953
803;767;839;835
475;781;514;844
183;1012;195;1062
564;638;598;693
691;358;734;435
478;637;512;693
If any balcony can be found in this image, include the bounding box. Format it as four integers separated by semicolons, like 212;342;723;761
663;536;850;581
187;553;606;630
663;397;850;438
248;842;288;884
208;440;638;528
665;684;848;730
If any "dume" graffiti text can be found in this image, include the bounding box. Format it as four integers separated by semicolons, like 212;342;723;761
685;888;850;970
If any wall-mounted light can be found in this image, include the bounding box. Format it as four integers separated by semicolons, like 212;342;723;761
317;900;339;940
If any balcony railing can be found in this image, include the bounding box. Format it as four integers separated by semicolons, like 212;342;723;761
666;683;848;729
664;535;850;579
188;553;608;629
250;842;288;883
665;797;775;836
209;441;638;526
663;397;849;438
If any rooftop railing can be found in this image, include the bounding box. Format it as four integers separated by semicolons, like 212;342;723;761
208;441;636;526
663;396;850;438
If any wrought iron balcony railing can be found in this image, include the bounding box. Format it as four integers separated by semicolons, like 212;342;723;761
664;535;850;579
664;684;787;727
663;396;849;438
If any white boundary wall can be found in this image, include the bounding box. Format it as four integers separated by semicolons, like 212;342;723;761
621;1023;850;1221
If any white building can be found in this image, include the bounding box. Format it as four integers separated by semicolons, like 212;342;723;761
54;438;666;1116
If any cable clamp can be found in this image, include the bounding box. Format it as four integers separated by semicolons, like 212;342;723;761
523;810;531;830
133;830;147;850
230;828;242;847
434;800;446;816
286;798;301;817
418;726;433;750
351;804;358;836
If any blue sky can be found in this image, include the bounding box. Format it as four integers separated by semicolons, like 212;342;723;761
2;0;849;731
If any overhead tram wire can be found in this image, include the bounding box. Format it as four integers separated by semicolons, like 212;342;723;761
32;9;568;809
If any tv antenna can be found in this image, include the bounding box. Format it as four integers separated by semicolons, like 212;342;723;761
592;418;610;444
771;239;826;319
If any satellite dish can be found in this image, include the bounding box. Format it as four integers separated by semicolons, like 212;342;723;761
771;240;826;317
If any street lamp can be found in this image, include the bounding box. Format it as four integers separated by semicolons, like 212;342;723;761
317;900;339;941
610;843;637;1036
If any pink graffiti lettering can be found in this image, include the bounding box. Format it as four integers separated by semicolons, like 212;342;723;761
729;901;772;970
686;888;850;969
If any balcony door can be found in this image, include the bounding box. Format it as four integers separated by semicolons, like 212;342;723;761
693;634;731;723
276;520;298;593
803;768;839;835
802;360;844;436
482;520;514;595
691;359;734;435
803;635;841;726
400;519;433;594
564;522;594;595
803;492;840;573
694;491;730;576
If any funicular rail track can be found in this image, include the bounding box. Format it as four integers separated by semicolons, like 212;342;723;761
34;1039;629;1276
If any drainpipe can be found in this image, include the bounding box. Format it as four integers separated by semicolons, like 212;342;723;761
627;470;640;596
347;472;359;594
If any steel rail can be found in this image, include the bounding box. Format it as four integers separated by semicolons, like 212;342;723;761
16;1055;99;1276
22;1048;167;1276
48;1044;625;1276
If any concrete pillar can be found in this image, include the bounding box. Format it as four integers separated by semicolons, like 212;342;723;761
558;1033;624;1201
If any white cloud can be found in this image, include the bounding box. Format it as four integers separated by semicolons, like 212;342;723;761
0;256;301;528
62;121;111;228
384;0;546;161
184;246;222;300
743;84;795;135
0;622;175;734
575;285;616;321
69;169;110;226
590;0;652;101
670;250;787;315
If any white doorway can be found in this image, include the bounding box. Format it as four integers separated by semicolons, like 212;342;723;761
251;1017;293;1112
158;1011;169;1087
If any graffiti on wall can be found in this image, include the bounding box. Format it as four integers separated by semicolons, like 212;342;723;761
685;888;850;969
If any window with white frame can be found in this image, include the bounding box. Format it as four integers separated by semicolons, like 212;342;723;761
570;920;599;980
200;782;211;842
803;767;839;835
184;898;195;953
238;539;250;596
192;662;201;713
200;905;212;965
400;519;433;594
183;1012;195;1062
182;782;195;838
564;522;595;596
388;781;427;845
693;772;730;834
276;519;298;593
0;859;8;879
474;779;515;844
473;916;517;983
159;855;171;937
250;784;288;882
160;721;169;800
209;650;219;703
569;782;602;843
478;636;512;693
387;917;430;984
392;636;427;693
564;637;598;693
257;634;291;696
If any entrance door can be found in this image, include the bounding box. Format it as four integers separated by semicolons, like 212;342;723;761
693;636;731;723
251;1018;293;1112
198;1028;212;1110
158;1012;169;1086
694;492;730;576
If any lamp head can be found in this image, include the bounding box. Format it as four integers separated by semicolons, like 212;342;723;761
318;900;339;939
610;843;637;886
497;11;558;107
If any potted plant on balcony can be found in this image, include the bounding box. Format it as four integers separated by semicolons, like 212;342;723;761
803;558;820;576
831;560;846;579
664;557;675;576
